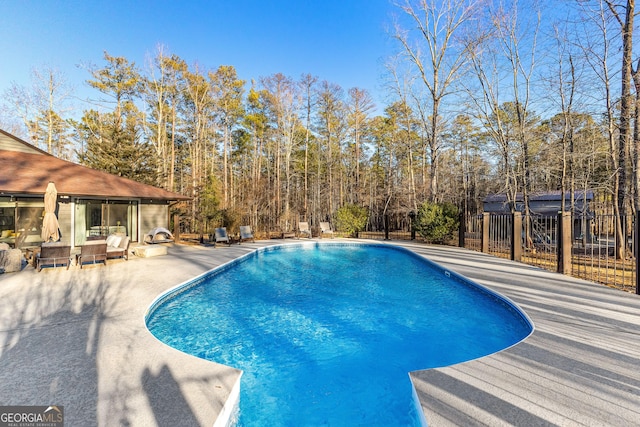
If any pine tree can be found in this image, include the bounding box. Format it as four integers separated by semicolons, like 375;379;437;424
75;52;157;184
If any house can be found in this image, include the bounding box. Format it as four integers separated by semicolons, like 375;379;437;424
483;190;595;242
0;129;189;249
483;190;594;216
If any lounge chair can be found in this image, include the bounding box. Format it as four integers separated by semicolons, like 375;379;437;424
320;222;334;238
77;241;108;268
298;222;312;239
36;243;71;272
106;234;130;260
214;227;231;246
239;226;255;243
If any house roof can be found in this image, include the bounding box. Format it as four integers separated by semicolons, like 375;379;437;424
0;129;189;201
483;190;594;216
484;190;593;203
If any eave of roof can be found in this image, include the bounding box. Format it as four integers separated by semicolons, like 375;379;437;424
0;149;190;201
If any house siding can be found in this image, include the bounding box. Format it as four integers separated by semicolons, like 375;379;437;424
0;131;44;154
140;204;169;236
58;202;72;243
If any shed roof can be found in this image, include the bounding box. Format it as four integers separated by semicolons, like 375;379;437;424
484;190;593;203
0;129;189;201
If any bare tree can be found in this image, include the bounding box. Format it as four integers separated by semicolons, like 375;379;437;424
465;33;518;209
315;81;346;221
299;74;318;217
3;83;34;139
576;0;631;258
210;65;245;209
548;25;578;212
393;0;480;201
4;66;73;158
143;45;172;188
605;0;635;259
384;55;423;209
162;55;188;192
260;73;302;229
346;87;375;204
606;0;635;213
182;64;215;229
464;1;541;226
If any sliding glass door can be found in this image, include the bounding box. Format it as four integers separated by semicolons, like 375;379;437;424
75;200;137;246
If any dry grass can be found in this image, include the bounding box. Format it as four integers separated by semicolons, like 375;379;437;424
522;250;637;293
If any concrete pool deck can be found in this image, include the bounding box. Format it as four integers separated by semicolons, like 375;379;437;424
0;240;638;426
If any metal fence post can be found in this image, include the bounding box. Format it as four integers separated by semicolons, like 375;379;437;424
633;210;640;295
511;212;522;262
458;211;465;248
409;211;416;241
482;212;490;253
557;211;572;275
384;214;389;240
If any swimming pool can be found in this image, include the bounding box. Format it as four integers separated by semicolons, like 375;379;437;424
146;242;533;426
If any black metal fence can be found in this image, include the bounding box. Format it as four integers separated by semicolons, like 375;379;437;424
464;212;638;294
358;211;639;294
358;215;421;242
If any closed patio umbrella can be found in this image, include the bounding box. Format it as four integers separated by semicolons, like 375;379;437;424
41;181;60;242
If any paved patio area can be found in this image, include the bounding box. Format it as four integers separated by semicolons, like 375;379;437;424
0;239;638;426
407;243;640;426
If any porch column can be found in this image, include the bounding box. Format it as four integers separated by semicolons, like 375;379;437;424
173;214;180;242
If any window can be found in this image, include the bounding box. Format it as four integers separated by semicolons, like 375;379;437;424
75;200;138;245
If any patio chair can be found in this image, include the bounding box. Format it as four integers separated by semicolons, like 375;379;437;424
106;235;130;260
214;227;231;247
320;222;334;238
239;226;255;243
298;222;312;239
36;243;71;272
77;241;108;268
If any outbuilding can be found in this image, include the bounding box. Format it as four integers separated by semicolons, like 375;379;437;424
483;190;594;216
483;190;595;242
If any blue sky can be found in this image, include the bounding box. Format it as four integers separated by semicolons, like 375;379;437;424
0;0;397;113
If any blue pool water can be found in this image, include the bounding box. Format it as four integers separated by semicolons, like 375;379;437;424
146;243;532;426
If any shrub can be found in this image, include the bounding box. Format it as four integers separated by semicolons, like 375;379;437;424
334;204;369;237
414;201;459;243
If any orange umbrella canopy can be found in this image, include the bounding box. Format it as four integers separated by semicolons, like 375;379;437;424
41;181;60;242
